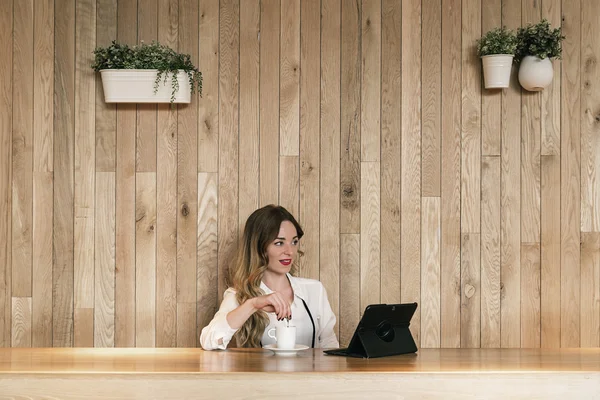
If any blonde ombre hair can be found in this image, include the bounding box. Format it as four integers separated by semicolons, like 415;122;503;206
229;205;304;348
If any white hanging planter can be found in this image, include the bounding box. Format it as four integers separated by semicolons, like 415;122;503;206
99;69;191;103
481;54;514;89
518;56;554;91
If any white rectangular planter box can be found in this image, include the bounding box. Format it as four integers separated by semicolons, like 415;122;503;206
100;69;191;103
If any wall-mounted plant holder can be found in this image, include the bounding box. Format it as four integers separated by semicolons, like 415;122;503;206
518;56;553;91
100;69;191;103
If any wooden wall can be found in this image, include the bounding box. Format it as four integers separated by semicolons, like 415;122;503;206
0;0;598;349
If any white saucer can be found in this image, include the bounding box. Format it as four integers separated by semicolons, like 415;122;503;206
263;344;309;356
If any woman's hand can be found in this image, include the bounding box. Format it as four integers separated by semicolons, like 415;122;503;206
250;292;292;321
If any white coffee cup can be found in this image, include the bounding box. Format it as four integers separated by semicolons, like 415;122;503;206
267;325;296;350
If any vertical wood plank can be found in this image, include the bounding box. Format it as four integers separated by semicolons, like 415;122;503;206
339;233;360;347
217;0;240;299
136;173;157;347
421;197;441;348
239;0;259;226
440;0;461;348
401;0;421;345
136;0;157;173
32;173;53;347
11;297;32;348
115;0;137;348
461;233;480;348
12;0;34;298
360;162;380;315
380;0;401;305
481;0;501;156
521;243;541;348
560;0;581;348
541;155;560;347
279;0;300;157
259;0;280;206
461;0;481;234
360;0;380;162
0;0;12;348
320;0;341;335
481;156;501;348
177;0;199;348
54;0;75;347
541;0;561;156
73;308;94;347
95;0;117;173
279;156;299;218
340;0;361;234
581;232;600;347
581;0;600;232
95;172;115;348
74;0;96;348
156;0;178;348
198;0;219;173
197;173;218;347
299;0;320;280
500;0;521;348
421;0;441;196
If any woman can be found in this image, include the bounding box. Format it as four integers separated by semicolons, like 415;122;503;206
200;204;339;350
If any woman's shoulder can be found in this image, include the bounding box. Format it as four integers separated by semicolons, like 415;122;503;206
289;275;326;291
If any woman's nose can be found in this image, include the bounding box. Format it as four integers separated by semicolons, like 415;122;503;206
283;243;293;255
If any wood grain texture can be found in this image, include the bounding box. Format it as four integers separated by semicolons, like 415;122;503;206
521;243;541;348
53;0;75;347
198;0;219;173
299;0;320;280
360;162;381;311
155;0;178;348
421;197;441;348
197;173;218;347
421;0;441;196
481;156;500;348
560;0;581;348
580;232;599;347
95;0;117;173
32;172;53;347
360;0;380;162
279;156;299;218
279;0;300;157
461;233;480;348
541;0;561;156
541;155;560;347
380;0;401;305
217;0;240;299
12;0;33;298
500;0;521;348
320;0;341;335
95;172;115;348
136;173;157;347
340;234;360;347
239;0;259;227
340;0;361;234
401;0;421;346
177;0;199;348
11;298;31;348
0;0;12;348
259;0;280;207
460;0;481;234
481;0;501;156
74;308;93;347
440;0;461;348
581;0;600;232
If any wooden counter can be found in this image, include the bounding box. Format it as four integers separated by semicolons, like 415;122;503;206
1;348;599;399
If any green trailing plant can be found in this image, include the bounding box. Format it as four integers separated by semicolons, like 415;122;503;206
477;27;518;57
91;40;203;103
515;19;565;63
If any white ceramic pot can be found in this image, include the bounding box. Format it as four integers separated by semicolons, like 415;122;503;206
518;56;554;91
481;54;514;89
99;69;191;103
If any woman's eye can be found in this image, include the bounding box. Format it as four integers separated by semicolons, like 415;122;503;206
292;240;299;246
274;241;283;246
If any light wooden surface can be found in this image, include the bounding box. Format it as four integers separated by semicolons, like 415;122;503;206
1;348;599;400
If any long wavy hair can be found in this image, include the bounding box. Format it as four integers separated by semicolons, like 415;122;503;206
229;204;304;348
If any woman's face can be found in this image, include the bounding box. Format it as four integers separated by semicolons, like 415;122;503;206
265;220;299;275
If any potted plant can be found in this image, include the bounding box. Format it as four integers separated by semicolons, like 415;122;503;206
515;19;565;91
92;40;203;104
477;27;518;89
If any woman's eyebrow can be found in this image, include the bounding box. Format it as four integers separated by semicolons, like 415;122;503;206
275;236;299;240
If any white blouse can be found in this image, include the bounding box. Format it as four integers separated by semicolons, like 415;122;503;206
200;273;339;350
